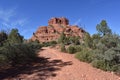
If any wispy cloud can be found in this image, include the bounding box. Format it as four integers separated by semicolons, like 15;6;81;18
0;8;16;22
74;18;82;26
11;19;27;27
0;8;27;30
0;8;31;38
0;8;37;39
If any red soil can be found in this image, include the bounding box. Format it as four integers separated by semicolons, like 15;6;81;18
1;47;120;80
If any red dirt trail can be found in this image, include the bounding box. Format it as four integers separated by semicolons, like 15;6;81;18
1;47;120;80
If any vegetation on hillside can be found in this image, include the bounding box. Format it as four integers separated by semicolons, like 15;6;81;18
59;20;120;73
76;20;120;73
0;29;41;68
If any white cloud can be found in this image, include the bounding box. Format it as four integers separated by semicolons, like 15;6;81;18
0;8;16;22
0;8;27;29
11;19;27;27
0;8;34;39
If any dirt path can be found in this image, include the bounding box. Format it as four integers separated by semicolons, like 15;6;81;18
1;47;120;80
38;47;120;80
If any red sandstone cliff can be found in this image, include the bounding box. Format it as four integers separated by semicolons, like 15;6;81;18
31;17;85;42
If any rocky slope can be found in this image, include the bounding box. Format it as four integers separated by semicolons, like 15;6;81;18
31;17;85;42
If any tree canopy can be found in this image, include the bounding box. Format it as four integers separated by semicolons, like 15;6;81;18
8;29;23;44
96;20;112;36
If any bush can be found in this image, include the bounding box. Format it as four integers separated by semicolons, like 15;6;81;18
69;36;80;45
74;20;120;73
74;45;82;52
92;60;111;71
0;31;8;46
58;32;80;45
42;41;57;47
66;45;83;54
112;64;120;72
0;54;8;67
60;44;66;52
67;45;76;54
83;33;93;48
91;48;120;72
49;41;57;46
58;32;66;44
0;42;41;66
76;49;93;63
0;29;42;68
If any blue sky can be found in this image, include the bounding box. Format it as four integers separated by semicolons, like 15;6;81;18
0;0;120;39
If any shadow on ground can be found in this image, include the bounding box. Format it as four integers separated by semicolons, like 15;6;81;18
0;57;72;80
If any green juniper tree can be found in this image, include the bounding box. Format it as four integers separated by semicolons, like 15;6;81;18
96;20;112;36
8;29;23;44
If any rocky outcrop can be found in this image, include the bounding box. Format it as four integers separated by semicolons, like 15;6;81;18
31;17;85;42
48;17;69;26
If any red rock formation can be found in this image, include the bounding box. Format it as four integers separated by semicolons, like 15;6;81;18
31;17;85;42
48;17;69;26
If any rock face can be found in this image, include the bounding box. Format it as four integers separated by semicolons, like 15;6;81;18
48;17;69;25
31;17;85;42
